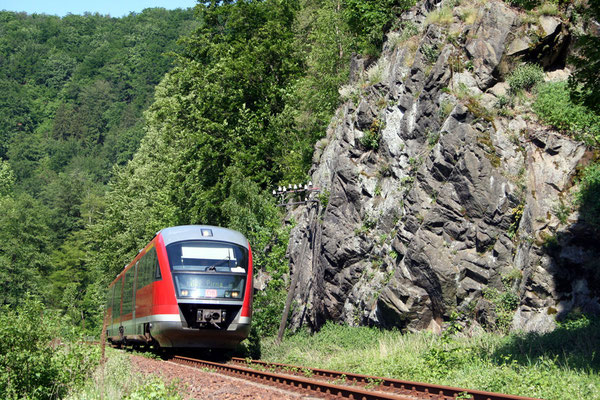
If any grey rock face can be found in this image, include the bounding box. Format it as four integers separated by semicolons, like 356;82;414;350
465;2;517;89
285;0;599;334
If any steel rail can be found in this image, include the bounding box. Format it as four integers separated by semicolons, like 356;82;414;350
229;357;543;400
172;355;415;399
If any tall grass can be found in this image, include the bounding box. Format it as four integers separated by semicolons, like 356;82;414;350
261;318;600;400
66;348;181;399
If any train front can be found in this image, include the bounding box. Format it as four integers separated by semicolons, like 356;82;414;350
152;225;253;349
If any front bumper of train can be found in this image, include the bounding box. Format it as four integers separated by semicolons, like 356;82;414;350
149;318;251;348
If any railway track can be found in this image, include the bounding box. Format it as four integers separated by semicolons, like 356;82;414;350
171;355;542;400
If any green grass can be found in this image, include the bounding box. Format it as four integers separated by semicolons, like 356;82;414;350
261;319;600;400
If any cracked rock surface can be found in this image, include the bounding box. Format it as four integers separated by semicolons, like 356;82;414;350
285;0;599;333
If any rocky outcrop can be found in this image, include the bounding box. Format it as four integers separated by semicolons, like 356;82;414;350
286;0;599;333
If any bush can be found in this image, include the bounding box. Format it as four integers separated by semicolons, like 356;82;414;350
482;287;520;333
533;81;600;146
360;119;382;150
568;0;600;113
507;63;544;93
343;0;416;56
0;297;99;399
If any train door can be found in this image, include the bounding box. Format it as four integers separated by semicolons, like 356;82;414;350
105;285;113;336
115;276;124;340
121;267;134;336
132;261;139;337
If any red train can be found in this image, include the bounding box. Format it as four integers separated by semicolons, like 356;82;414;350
105;225;253;349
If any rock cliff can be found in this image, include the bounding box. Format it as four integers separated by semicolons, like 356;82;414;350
285;0;599;334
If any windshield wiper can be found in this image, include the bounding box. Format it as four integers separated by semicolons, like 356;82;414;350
205;257;231;271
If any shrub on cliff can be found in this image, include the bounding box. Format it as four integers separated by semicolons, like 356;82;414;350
533;81;600;146
507;63;544;94
569;0;600;113
577;162;600;230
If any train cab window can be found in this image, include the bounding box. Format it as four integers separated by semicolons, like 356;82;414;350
152;247;161;281
166;240;248;300
168;241;248;272
136;247;160;289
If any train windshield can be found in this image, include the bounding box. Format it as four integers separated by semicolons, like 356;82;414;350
167;240;248;300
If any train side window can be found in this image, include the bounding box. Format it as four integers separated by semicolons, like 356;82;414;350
138;248;154;288
134;261;139;293
122;269;134;315
113;278;122;319
106;286;113;312
146;250;154;283
139;253;147;288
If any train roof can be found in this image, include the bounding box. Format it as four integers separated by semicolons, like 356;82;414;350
158;225;249;249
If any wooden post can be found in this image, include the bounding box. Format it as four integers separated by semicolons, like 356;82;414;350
275;201;319;345
275;266;300;344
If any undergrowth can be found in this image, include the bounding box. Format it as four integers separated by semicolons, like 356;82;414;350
262;317;600;400
0;297;100;399
66;348;181;399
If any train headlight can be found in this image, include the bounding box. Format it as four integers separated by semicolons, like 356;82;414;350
201;229;213;237
231;291;240;298
180;290;189;296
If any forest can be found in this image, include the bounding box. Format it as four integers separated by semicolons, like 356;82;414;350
1;0;599;398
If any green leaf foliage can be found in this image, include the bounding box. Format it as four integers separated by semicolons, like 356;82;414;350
0;160;15;196
577;162;600;230
0;194;52;305
569;0;600;113
0;9;196;313
533;81;600;146
343;0;414;56
0;297;100;399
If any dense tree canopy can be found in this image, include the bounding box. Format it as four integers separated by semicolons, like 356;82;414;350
0;8;196;317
